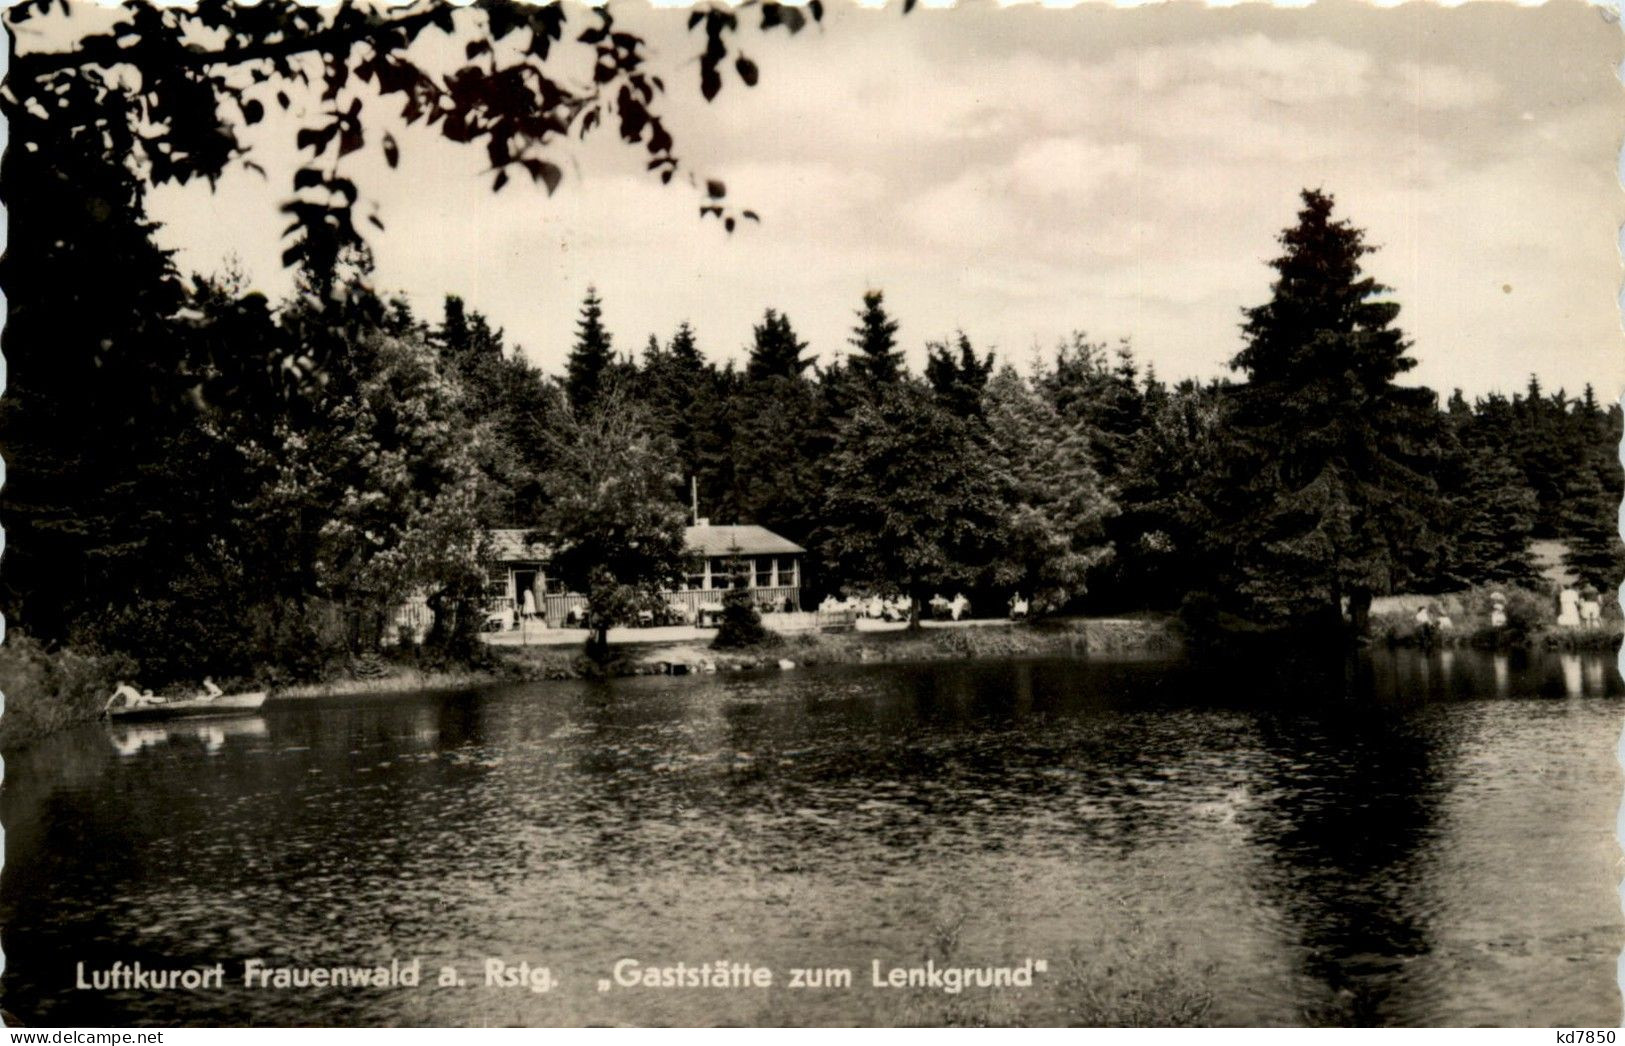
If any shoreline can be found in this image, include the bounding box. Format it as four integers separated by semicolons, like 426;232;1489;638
268;617;1185;701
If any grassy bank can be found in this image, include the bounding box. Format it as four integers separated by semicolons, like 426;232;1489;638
1369;586;1622;652
0;618;1177;749
498;616;1183;678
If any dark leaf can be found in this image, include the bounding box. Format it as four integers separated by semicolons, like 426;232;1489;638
735;56;758;87
493;170;509;192
725;216;735;232
706;179;726;199
382;132;400;168
743;210;760;222
700;64;721;102
338;123;364;157
293;167;324;190
241;98;264;125
466;39;491;59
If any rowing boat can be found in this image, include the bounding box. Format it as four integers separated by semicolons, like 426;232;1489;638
104;690;269;721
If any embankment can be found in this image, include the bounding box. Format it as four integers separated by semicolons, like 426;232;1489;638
0;617;1179;749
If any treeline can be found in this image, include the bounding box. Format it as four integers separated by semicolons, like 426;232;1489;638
2;179;1619;683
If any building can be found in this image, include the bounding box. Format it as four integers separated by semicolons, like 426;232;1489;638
483;522;806;627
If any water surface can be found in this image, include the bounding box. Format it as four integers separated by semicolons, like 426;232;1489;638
2;648;1619;1026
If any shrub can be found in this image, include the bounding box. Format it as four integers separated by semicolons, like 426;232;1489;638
711;584;774;650
0;632;138;749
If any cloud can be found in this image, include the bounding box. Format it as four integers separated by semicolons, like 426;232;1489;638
141;0;1622;396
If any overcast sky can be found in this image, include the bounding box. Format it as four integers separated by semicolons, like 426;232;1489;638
139;0;1624;399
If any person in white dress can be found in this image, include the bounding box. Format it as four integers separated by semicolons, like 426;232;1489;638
1557;587;1582;628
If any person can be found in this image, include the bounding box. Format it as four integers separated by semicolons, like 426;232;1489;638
950;593;971;621
1435;603;1453;631
1413;604;1432;628
1579;585;1602;627
105;683;161;714
1009;593;1030;621
1489;592;1508;629
522;588;538;621
199;677;224;699
1557;587;1582;628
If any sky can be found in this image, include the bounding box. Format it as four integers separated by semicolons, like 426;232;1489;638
127;0;1625;399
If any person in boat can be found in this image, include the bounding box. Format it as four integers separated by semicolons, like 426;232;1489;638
107;683;162;712
199;677;224;700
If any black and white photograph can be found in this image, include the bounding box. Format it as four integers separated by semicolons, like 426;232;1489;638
0;0;1621;1029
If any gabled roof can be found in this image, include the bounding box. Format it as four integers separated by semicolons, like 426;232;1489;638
488;528;550;562
686;524;804;557
486;524;803;562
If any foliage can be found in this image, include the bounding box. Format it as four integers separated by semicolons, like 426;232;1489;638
0;632;139;750
981;365;1117;613
847;290;906;389
565;286;616;415
6;0;812;285
711;565;772;649
1436;444;1542;589
925;332;995;422
1209;189;1446;634
533;388;694;657
746;309;813;382
815;380;1003;623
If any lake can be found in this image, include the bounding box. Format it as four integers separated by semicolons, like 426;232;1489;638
1;648;1620;1026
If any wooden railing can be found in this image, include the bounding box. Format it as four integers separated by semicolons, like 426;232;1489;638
543;592;591;624
538;586;802;626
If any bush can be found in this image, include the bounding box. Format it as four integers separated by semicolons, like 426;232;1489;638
711;585;773;650
0;632;138;749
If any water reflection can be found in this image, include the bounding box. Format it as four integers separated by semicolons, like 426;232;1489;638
1;648;1618;1027
107;717;268;757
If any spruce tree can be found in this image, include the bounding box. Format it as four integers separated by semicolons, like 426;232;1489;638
1444;447;1541;588
565;286;614;413
1216;188;1443;635
925;331;995;421
848;290;904;386
746;309;812;381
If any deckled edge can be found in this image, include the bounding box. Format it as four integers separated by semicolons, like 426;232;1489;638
2;0;12;1004
1615;0;1624;1027
2;0;13;1003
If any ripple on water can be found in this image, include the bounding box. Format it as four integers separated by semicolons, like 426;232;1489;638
0;650;1619;1027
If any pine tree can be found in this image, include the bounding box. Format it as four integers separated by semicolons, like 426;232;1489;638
848;290;904;387
565;285;614;414
1216;188;1444;634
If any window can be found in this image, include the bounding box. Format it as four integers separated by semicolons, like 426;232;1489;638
710;558;733;589
756;558;773;588
778;557;798;588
